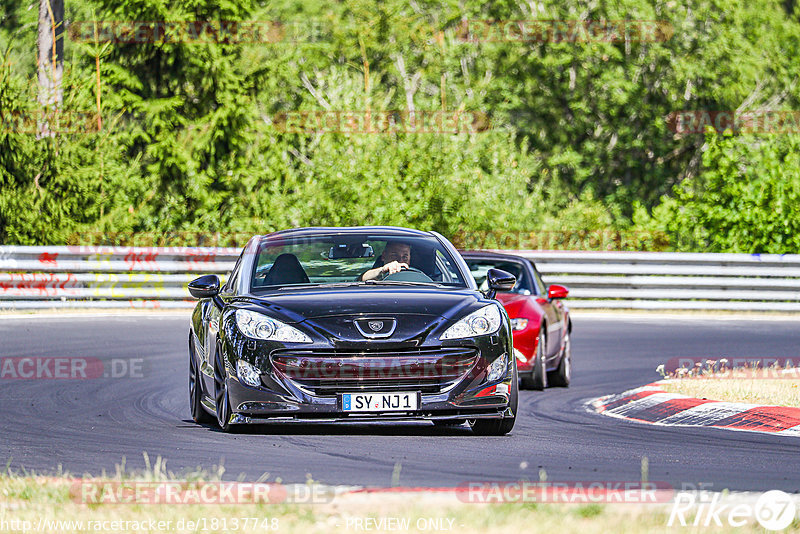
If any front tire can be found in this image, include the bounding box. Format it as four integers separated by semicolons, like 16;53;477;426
189;336;214;424
213;343;235;432
521;327;547;390
548;329;572;387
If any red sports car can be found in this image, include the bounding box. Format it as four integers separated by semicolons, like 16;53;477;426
460;251;571;390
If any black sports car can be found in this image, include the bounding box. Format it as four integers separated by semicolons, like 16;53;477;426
187;226;519;435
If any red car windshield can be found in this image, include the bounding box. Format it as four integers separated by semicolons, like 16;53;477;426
464;258;533;295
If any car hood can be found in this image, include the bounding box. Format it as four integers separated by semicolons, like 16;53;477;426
496;293;529;306
496;291;546;319
242;286;481;322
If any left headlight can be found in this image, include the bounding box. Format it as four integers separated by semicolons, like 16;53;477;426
235;309;312;343
441;304;503;340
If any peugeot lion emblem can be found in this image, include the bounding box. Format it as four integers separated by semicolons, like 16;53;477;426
355;318;396;339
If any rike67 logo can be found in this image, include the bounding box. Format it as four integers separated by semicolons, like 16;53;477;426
669;490;797;531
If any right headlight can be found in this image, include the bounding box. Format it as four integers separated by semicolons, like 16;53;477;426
441;304;502;340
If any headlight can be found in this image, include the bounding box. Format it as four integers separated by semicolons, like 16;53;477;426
487;353;508;381
237;359;261;387
441;304;502;340
235;309;312;343
510;318;529;331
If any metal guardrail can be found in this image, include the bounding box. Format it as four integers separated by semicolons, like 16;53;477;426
497;250;800;311
1;246;799;311
0;246;236;309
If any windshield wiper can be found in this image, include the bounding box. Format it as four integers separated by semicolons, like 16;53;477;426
269;281;460;290
363;280;450;288
275;282;366;290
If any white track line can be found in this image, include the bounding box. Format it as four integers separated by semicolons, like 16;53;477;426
605;393;684;418
656;401;755;426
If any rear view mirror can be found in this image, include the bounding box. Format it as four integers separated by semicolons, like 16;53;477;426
328;244;375;259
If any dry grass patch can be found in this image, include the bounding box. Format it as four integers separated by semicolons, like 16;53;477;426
0;473;792;533
1;456;795;533
660;378;800;407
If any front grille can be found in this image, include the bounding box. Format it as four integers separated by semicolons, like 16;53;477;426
270;347;479;395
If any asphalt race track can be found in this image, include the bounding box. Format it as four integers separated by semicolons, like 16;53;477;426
1;314;798;492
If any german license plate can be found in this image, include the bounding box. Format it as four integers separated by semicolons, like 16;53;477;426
341;392;418;412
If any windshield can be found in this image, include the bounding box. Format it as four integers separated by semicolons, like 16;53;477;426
250;233;468;291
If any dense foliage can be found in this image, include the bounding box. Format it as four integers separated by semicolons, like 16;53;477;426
1;0;799;251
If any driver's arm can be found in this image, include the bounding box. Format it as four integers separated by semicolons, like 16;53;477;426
361;261;409;281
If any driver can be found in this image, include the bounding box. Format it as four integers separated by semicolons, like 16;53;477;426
360;242;411;281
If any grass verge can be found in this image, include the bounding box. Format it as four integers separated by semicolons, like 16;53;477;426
659;378;800;407
0;472;793;533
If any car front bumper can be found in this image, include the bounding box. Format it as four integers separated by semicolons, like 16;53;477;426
223;371;515;424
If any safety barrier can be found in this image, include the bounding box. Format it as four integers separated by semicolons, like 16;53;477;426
1;246;799;311
0;246;236;309
500;250;800;311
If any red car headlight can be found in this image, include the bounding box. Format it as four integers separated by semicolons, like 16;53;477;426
510;318;529;331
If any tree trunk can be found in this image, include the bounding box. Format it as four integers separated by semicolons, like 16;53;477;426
37;0;64;138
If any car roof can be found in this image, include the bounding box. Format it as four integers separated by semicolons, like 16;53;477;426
459;250;532;263
260;226;435;240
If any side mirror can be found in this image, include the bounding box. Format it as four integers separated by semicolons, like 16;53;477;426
188;274;221;299
485;268;516;299
547;284;569;300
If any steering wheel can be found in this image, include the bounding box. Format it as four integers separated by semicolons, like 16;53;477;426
382;266;434;283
